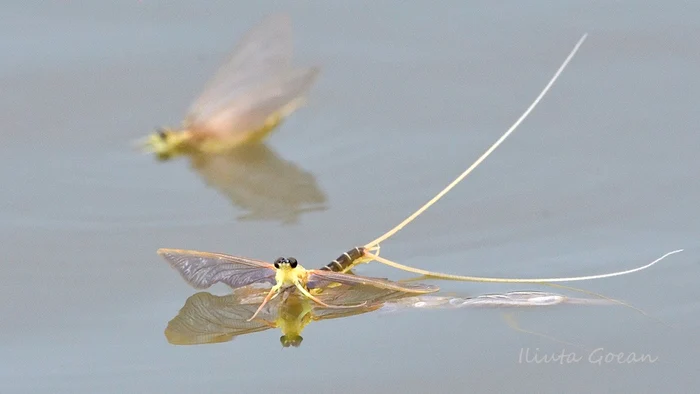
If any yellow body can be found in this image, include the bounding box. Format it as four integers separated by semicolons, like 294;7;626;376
272;261;309;293
275;293;313;347
140;14;317;161
144;129;195;160
143;103;295;160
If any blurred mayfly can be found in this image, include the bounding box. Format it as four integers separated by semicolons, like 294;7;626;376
165;286;613;347
157;249;438;321
142;14;319;160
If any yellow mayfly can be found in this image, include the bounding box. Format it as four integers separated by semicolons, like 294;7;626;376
142;14;319;160
158;33;682;324
157;249;438;322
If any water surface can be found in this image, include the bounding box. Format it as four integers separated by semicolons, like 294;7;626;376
2;1;700;393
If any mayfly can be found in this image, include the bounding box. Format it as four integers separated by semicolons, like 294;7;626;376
157;249;438;321
141;14;319;160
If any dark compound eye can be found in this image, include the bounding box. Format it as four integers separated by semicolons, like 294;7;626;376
273;257;285;269
280;335;303;348
288;257;298;268
280;335;290;347
158;130;167;140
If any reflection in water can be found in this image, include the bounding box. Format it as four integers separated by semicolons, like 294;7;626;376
165;285;388;347
165;286;611;347
187;142;327;224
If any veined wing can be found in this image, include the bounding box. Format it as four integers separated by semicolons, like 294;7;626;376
314;282;432;308
308;270;439;297
187;67;319;139
158;248;276;289
311;303;384;321
165;291;276;345
187;14;292;121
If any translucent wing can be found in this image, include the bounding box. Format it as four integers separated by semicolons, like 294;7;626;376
187;68;319;138
158;248;276;289
308;270;439;296
184;13;319;138
165;291;276;345
310;303;384;321
313;282;426;309
187;14;291;118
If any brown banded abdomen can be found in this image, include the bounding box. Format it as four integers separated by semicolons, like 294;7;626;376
319;247;366;272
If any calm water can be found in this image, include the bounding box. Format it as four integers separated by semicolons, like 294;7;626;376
2;1;700;393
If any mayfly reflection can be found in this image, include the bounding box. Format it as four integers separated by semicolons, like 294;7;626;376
142;14;319;160
188;143;327;225
165;286;614;347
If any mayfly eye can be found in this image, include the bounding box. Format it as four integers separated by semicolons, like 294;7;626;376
289;258;298;268
273;257;284;269
158;130;167;140
280;336;290;347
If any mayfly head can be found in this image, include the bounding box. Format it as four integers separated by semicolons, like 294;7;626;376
143;127;190;160
280;334;303;348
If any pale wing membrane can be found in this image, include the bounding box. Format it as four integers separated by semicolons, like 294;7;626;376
189;67;319;138
314;283;428;308
186;14;302;129
187;14;292;120
311;304;384;320
308;270;439;295
157;249;276;289
165;291;276;345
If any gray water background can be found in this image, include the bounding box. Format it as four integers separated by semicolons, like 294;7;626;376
2;1;699;393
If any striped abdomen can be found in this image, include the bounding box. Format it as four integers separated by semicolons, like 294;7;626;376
319;247;366;272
